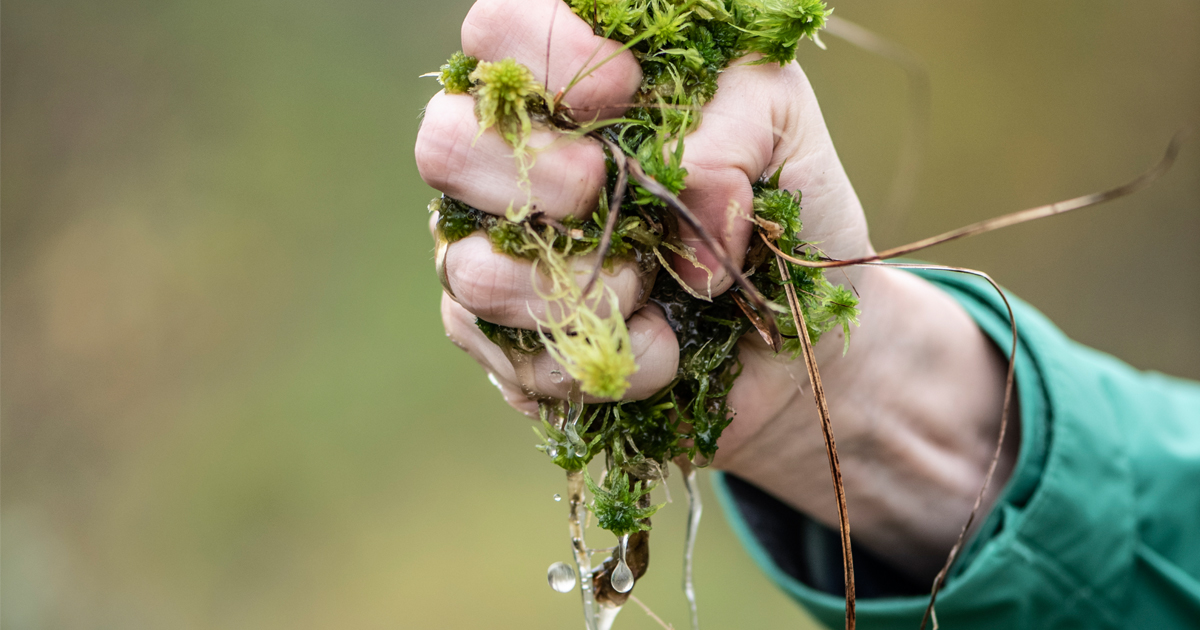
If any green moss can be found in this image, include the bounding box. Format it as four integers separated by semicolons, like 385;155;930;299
486;218;539;259
476;317;544;355
431;0;848;540
470;58;545;150
585;469;663;537
737;0;832;64
438;51;478;94
430;196;482;242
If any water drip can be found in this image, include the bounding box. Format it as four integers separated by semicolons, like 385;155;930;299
547;561;577;593
610;534;634;593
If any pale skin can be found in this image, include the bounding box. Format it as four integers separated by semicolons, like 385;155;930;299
416;0;1019;583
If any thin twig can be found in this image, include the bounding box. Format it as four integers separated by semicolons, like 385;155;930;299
771;133;1184;269
629;595;674;630
620;147;784;351
774;253;856;630
544;0;558;91
863;263;1017;630
567;468;600;630
582;138;630;296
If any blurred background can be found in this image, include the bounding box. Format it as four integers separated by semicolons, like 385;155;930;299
2;0;1197;628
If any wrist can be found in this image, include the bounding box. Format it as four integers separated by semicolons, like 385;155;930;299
718;266;1017;580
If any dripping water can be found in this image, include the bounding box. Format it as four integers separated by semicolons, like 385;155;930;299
565;468;600;630
547;561;577;593
610;534;634;593
682;463;703;630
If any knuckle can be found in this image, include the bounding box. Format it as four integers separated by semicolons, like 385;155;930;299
547;140;606;216
448;248;519;323
414;98;471;194
461;0;517;58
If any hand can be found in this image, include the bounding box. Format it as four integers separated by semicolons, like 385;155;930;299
416;0;1017;582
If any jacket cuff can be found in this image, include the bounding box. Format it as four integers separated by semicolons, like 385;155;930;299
712;268;1134;629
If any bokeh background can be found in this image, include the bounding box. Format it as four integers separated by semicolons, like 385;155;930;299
3;1;1197;628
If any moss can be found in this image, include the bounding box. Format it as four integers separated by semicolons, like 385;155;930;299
431;195;483;242
470;58;545;150
486;218;539;259
737;0;832;64
428;0;850;541
476;317;544;355
585;469;663;537
438;51;478;94
528;227;639;400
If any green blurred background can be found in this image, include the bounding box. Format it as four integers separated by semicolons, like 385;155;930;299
2;1;1197;628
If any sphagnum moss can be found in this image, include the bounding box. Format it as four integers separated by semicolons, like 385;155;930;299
426;1;851;627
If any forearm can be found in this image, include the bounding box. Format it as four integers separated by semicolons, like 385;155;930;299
718;266;1019;581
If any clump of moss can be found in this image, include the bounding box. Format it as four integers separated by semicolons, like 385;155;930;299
425;0;852;543
438;51;478;94
749;170;860;355
737;0;832;63
585;469;663;537
526;226;639;400
470;58;546;152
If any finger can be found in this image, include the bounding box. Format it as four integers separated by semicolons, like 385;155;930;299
441;294;541;416
763;64;874;263
415;92;607;219
443;233;645;330
668;60;875;295
462;0;641;120
443;295;679;402
667;62;779;295
489;371;542;417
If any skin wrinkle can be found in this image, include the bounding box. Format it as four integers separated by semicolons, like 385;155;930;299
715;267;1014;578
415;93;607;219
462;0;641;119
443;294;677;403
444;234;643;329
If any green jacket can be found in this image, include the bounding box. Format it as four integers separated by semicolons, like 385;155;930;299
713;269;1200;629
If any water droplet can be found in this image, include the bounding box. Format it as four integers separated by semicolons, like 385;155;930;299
547;445;559;458
610;559;634;593
550;370;565;384
553;494;562;502
547;561;577;593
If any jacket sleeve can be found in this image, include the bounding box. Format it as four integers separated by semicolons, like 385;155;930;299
711;268;1200;629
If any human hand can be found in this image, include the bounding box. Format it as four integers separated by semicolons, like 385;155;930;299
416;0;1015;582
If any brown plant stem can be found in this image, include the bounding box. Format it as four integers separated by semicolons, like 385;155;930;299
769;133;1184;269
774;253;856;630
862;263;1017;630
618;145;783;351
582;138;630;296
